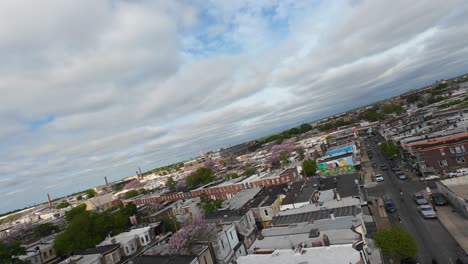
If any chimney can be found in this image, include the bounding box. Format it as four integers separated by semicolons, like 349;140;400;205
47;194;52;209
105;176;109;186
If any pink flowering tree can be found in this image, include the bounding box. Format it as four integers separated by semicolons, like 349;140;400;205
204;160;217;170
176;180;187;190
123;180;140;190
267;140;296;168
168;216;216;255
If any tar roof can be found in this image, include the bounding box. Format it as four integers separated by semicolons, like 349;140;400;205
271;205;361;226
204;209;247;223
281;181;315;205
76;244;119;255
244;184;288;208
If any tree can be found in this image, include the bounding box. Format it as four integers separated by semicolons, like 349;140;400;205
85;189;97;198
406;95;420;104
123;190;139;199
224;173;239;180
76;195;82;201
65;204;87;222
198;194;223;213
158;216;179;233
203;160;216;170
379;141;399;157
267;140;296;168
303;160;317;177
0;240;26;263
55;203;136;256
375;226;417;259
166;177;176;191
139;188;149;195
243;167;257;177
295;148;305;160
33;223;59;237
176;180;187;190
168;216;216;255
185;168;214;187
56;201;70;209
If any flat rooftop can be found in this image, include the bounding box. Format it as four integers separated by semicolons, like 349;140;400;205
238;245;361;264
244;184;288;209
225;187;262;210
271;205;361;226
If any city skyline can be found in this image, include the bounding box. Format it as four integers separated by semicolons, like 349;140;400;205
2;0;468;213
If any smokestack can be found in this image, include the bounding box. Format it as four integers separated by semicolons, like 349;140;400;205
47;194;52;208
138;167;143;178
105;176;109;186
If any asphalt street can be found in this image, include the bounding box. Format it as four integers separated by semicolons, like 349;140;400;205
365;137;466;264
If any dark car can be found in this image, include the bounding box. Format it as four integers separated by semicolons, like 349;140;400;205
431;193;448;206
372;162;377;168
384;199;396;213
391;167;399;172
380;165;388;170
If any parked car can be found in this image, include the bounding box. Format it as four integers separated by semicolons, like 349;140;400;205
391;167;399;172
413;192;428;205
372;162;377;168
431;193;448;206
380;165;388;170
396;171;407;180
418;204;437;218
420;175;440;181
456;168;468;177
375;174;384;182
384;199;396;213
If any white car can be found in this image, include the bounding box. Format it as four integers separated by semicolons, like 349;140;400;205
418;204;437;219
420;175;440;181
375;174;384;182
456;168;468;177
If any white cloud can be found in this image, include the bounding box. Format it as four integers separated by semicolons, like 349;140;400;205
1;0;468;213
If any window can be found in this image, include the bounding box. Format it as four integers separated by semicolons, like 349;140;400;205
440;149;445;155
455;146;462;153
461;145;466;152
456;157;466;164
230;231;233;240
43;252;47;258
221;240;225;249
125;246;129;254
112;252;119;262
49;249;53;256
145;235;149;242
449;147;455;154
141;237;145;243
438;160;448;167
264;209;269;216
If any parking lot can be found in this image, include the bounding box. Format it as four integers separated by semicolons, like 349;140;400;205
364;137;467;263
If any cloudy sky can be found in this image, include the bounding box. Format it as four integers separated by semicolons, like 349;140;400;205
1;0;468;213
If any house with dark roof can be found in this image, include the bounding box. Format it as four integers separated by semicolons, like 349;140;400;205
74;244;122;264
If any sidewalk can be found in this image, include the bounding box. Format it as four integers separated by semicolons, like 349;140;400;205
368;196;391;229
436;205;468;255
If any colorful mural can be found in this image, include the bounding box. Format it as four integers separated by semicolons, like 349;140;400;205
319;165;356;177
317;156;355;170
326;144;355;156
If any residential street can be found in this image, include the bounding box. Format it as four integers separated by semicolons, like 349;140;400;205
365;138;466;264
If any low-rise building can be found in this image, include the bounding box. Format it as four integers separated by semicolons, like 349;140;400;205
86;193;115;211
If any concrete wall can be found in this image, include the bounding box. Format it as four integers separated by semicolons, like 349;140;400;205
436;176;468;219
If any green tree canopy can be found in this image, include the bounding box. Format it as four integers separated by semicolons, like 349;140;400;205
65;204;87;222
85;189;97;198
166;176;176;191
375;225;417;259
33;223;59;237
295;148;305;160
76;195;83;201
186;167;214;187
54;203;136;256
0;240;26;263
303;159;317;177
224;173;239;180
379;141;399;157
123;190;139;199
243;167;257;177
56;201;70;209
198;194;223;213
